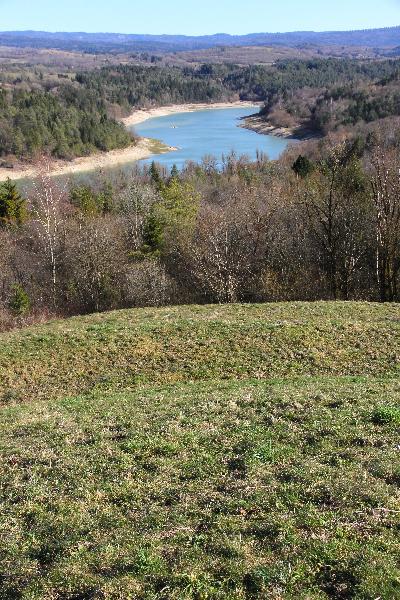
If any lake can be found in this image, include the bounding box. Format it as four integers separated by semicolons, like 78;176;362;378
132;106;290;171
12;106;291;188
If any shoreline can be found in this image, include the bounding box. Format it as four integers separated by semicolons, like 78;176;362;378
0;102;301;182
0;101;260;182
121;101;260;127
240;114;321;141
0;138;176;183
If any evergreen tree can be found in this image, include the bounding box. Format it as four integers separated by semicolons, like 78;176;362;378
292;155;314;179
149;161;163;190
170;164;179;179
142;212;164;254
70;185;100;216
156;178;200;249
99;182;114;214
0;178;26;227
8;284;30;316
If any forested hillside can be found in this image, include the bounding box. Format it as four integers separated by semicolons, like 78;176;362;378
258;59;400;134
76;65;231;108
0;85;132;160
2;57;400;161
77;58;400;108
1;26;400;52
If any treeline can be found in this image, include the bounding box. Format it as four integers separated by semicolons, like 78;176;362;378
76;58;400;109
1;121;399;330
75;64;234;109
0;85;132;161
227;58;400;99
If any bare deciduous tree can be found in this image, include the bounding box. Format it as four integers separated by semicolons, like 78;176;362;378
187;188;273;303
369;147;400;301
64;216;125;313
29;163;66;308
117;180;159;252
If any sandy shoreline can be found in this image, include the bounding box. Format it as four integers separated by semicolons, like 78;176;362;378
122;101;260;127
0;138;176;182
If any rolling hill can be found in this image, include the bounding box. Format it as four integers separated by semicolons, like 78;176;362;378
0;26;399;54
1;301;399;598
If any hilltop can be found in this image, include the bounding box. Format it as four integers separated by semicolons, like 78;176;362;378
1;302;399;598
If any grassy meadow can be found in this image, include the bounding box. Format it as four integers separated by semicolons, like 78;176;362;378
0;302;399;599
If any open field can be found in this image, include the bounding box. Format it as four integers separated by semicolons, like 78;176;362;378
1;302;399;402
0;302;399;599
0;46;134;69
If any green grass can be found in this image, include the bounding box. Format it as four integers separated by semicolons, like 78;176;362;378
1;302;399;403
147;138;175;154
0;302;399;599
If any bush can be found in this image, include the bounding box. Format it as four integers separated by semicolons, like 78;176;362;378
372;406;400;425
8;284;30;316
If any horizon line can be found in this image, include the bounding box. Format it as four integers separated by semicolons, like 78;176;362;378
1;24;400;37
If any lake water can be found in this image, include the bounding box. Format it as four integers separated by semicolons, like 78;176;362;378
14;107;290;189
132;106;290;171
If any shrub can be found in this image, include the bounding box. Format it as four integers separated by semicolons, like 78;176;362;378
372;406;400;425
8;284;31;316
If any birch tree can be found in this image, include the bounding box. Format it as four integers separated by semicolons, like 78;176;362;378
29;164;66;308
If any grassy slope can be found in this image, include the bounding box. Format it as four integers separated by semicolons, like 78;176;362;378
1;302;399;401
0;302;400;599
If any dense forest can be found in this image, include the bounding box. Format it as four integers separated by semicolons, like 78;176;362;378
76;64;231;108
2;57;400;161
1;116;399;330
77;58;400;109
259;59;400;134
0;85;132;161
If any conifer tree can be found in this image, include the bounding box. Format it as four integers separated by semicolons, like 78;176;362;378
292;155;314;179
170;164;179;179
0;178;26;227
149;161;163;190
142;212;164;254
8;284;30;316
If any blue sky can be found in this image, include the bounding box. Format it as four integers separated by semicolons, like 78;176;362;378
0;0;399;35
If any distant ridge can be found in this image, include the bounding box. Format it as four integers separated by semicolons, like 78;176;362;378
0;26;399;53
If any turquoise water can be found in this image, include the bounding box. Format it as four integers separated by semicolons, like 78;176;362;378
132;107;290;170
14;107;290;189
